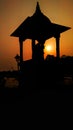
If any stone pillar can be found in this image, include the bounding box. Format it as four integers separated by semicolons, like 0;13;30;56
32;39;35;60
55;34;60;59
19;37;23;70
39;39;45;61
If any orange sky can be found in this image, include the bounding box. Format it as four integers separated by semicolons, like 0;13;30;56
0;0;73;71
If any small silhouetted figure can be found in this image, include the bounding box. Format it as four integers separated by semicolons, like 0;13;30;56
14;54;20;71
32;42;44;63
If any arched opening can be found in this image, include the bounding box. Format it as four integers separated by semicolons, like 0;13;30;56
23;39;32;61
23;39;40;61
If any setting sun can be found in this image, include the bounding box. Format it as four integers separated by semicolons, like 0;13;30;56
44;38;56;59
44;44;53;59
45;45;52;52
44;44;53;55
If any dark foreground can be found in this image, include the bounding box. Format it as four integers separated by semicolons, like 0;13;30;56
0;58;73;104
0;83;73;104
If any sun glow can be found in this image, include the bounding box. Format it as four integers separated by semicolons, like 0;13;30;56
45;45;52;52
44;44;54;59
44;44;53;55
44;38;56;59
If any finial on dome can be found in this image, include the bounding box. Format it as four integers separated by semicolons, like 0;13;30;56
36;2;41;13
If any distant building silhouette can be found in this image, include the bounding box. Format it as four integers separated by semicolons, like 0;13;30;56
11;2;70;70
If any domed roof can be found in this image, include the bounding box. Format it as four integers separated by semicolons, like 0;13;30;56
32;2;51;24
11;2;70;41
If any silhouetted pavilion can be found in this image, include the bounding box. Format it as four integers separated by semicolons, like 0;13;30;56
11;2;70;70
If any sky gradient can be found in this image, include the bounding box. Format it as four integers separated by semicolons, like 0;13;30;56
0;0;73;71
